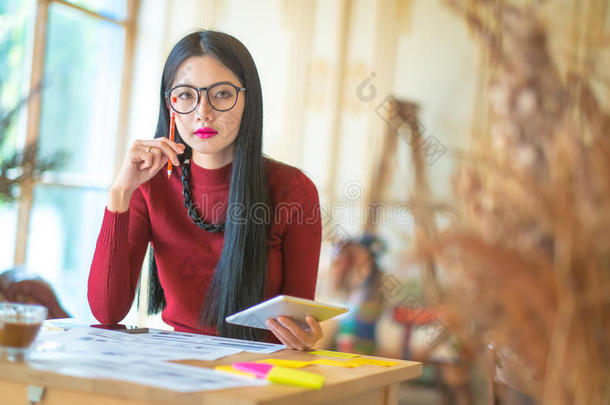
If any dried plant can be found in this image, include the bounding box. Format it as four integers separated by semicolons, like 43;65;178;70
419;1;610;404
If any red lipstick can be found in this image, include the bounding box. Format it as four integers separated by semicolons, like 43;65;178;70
194;127;218;139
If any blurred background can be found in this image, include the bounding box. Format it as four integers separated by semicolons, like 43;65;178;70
1;1;609;404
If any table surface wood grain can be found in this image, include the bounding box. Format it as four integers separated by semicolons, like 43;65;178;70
0;348;422;405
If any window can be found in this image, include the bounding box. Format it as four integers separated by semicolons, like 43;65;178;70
0;0;138;320
0;0;36;269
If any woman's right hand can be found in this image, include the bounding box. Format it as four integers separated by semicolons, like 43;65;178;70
107;138;185;212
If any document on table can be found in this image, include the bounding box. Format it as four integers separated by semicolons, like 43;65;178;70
37;327;242;361
30;328;273;392
41;320;285;354
30;351;268;392
30;326;285;392
142;329;285;354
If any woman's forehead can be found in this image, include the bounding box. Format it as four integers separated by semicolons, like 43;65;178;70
173;55;240;87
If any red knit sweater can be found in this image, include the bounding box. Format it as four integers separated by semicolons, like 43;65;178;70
88;157;322;336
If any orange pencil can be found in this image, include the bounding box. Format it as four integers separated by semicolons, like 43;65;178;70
167;97;176;178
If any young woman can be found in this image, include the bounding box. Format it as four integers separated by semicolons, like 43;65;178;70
88;30;323;350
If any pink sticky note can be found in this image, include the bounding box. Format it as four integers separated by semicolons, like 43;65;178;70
233;362;273;379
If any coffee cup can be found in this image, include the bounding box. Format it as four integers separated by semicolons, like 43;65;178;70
0;302;48;362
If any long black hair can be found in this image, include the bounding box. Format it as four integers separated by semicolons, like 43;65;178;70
147;30;268;340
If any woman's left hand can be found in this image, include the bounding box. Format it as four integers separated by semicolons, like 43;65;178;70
266;316;323;351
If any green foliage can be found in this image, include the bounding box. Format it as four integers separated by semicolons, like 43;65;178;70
0;0;66;204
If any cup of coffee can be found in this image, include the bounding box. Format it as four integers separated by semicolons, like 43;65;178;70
0;302;47;362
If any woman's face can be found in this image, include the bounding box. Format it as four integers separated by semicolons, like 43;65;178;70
170;55;245;162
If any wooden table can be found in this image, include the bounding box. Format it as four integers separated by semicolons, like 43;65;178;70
0;348;421;405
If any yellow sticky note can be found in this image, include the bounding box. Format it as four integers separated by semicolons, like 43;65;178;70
215;365;256;378
255;359;313;368
347;358;399;367
308;350;359;359
267;366;324;389
311;359;360;368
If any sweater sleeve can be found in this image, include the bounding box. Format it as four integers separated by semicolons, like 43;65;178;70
88;186;151;323
280;172;322;300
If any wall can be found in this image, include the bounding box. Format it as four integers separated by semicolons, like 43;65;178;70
124;0;481;330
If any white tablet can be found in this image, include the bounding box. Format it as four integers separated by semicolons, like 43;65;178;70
225;295;348;330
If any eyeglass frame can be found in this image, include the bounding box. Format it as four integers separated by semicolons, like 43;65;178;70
164;81;247;114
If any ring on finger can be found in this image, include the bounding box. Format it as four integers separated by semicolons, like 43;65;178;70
145;146;151;153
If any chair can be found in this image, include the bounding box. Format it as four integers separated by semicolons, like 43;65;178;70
0;267;70;319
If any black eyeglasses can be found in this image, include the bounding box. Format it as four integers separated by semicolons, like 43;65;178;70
165;81;246;114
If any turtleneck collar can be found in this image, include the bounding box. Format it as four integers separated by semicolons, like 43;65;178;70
187;159;233;188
